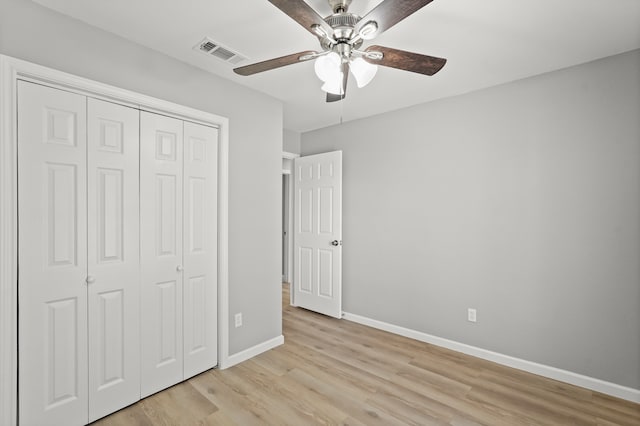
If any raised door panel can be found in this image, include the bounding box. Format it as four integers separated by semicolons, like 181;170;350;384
183;122;218;378
293;151;343;318
140;111;184;397
18;81;89;426
87;98;140;422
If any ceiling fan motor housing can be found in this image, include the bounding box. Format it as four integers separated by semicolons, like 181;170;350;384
325;13;359;36
321;12;363;51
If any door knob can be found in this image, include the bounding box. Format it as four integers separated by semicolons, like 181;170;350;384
86;275;96;284
331;240;340;246
176;265;184;272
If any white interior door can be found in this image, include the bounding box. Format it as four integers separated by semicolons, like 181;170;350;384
87;98;140;421
182;121;218;379
293;151;343;318
140;111;184;397
18;81;89;425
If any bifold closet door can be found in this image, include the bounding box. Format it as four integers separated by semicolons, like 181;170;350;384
140;113;219;396
18;83;142;425
140;111;185;397
18;82;89;426
183;122;218;378
87;98;140;422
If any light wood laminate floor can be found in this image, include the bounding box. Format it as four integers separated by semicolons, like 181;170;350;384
94;284;640;425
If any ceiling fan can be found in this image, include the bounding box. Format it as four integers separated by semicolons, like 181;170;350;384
233;0;447;102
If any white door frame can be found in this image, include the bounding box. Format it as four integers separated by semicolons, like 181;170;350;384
0;55;230;426
282;151;298;287
282;173;290;282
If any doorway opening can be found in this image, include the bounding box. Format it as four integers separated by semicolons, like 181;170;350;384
282;172;291;283
282;151;298;289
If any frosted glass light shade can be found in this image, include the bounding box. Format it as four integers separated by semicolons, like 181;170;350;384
314;52;377;94
314;52;341;83
350;57;377;88
321;72;344;95
315;52;344;95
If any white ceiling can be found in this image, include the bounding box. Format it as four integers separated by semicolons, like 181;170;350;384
34;0;640;132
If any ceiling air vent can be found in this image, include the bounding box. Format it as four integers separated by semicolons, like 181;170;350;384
194;37;247;65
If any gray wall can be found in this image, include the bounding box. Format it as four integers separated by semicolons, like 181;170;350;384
283;128;301;154
301;49;640;390
0;0;283;355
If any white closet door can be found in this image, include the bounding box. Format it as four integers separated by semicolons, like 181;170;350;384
140;111;184;397
183;122;218;378
87;98;140;421
18;82;88;425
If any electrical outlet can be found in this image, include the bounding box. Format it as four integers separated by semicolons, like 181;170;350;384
234;313;243;328
467;308;477;323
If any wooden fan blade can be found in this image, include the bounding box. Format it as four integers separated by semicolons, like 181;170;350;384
234;51;316;76
355;0;434;37
364;45;446;76
268;0;333;37
326;62;349;102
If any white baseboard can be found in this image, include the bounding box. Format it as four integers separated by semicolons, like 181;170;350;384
342;312;640;404
221;335;284;370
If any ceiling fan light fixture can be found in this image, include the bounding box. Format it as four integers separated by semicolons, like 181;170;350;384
234;0;447;102
314;52;341;83
350;57;377;88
